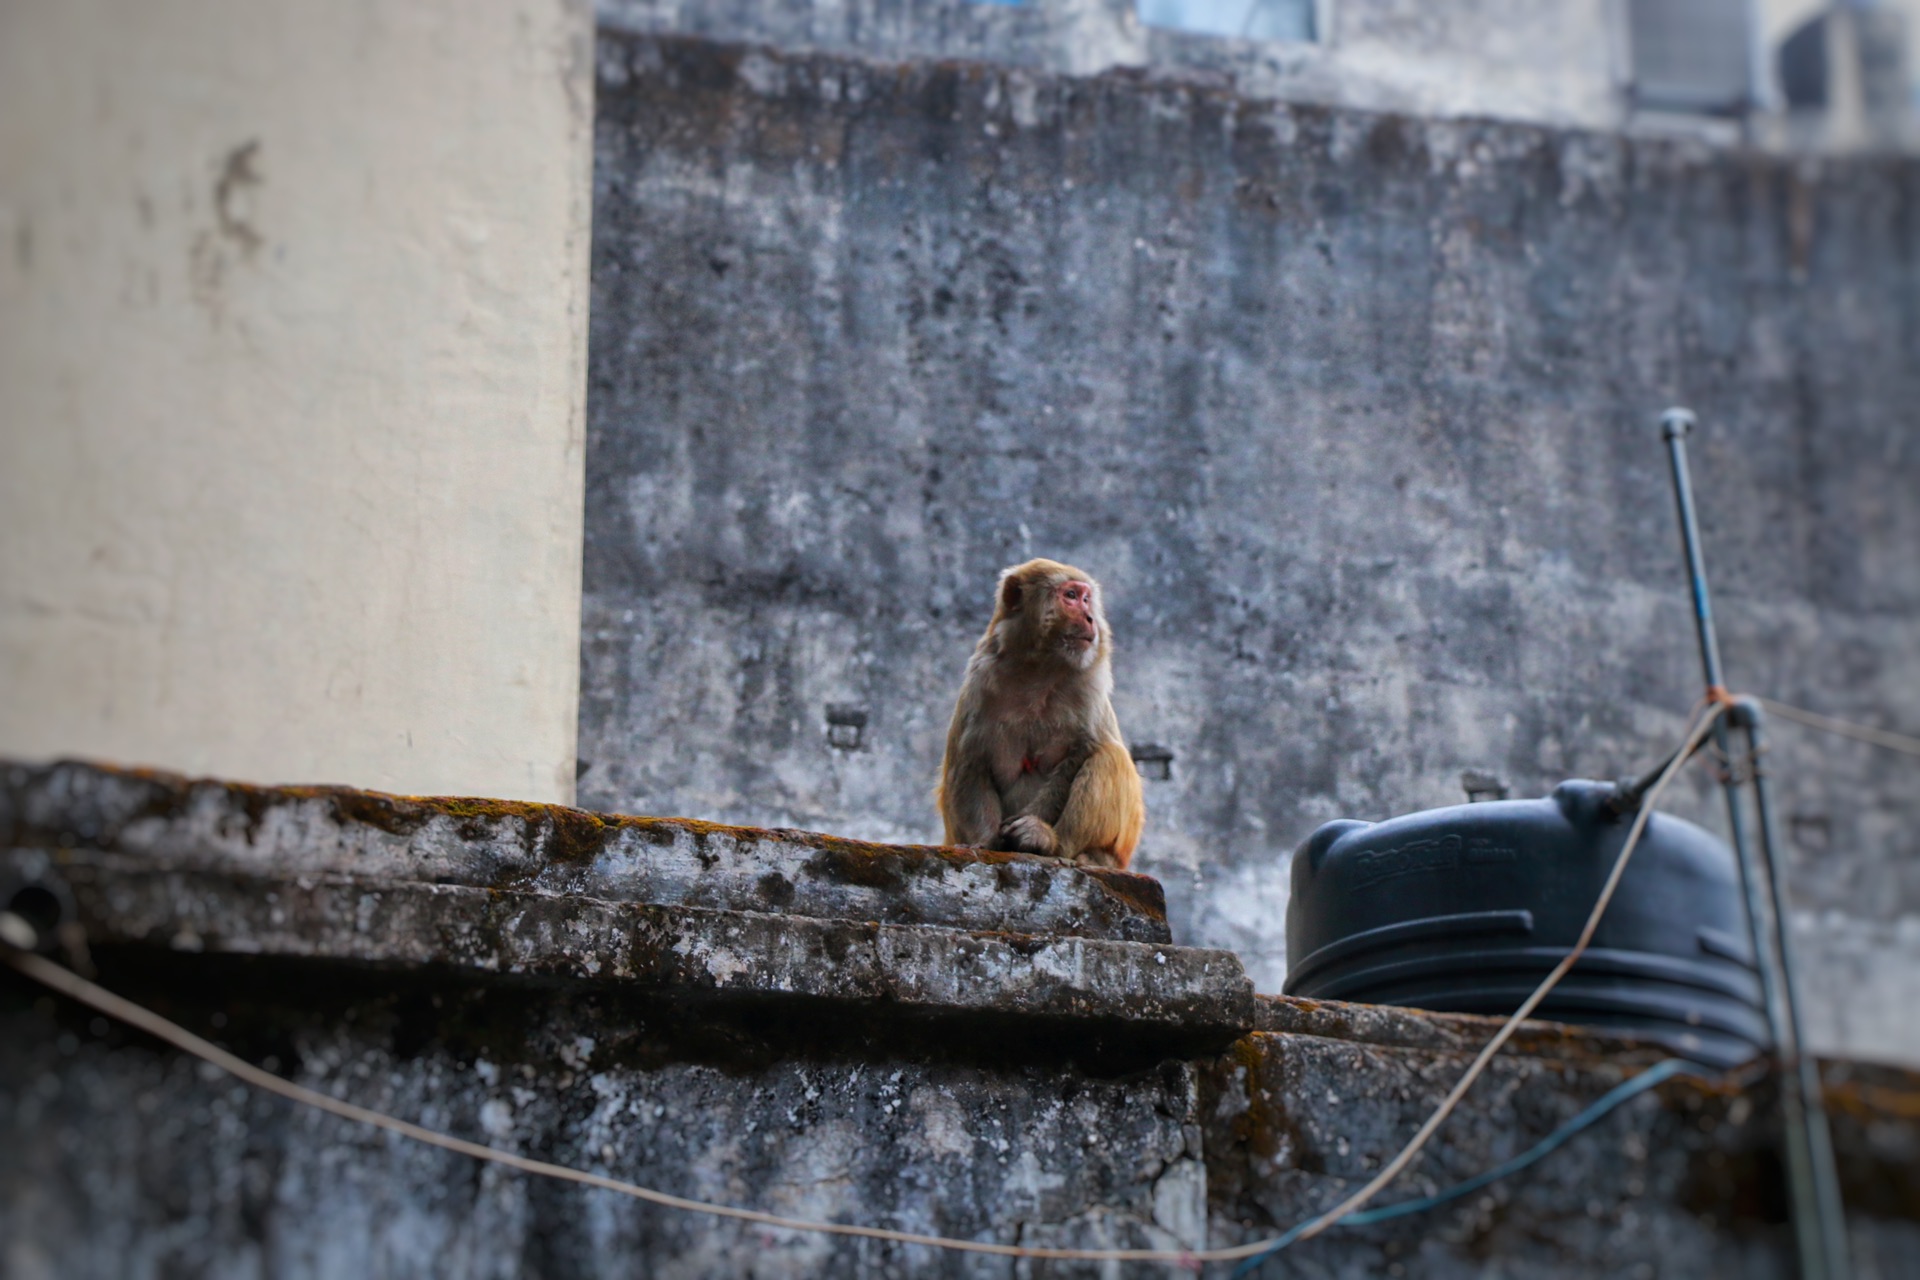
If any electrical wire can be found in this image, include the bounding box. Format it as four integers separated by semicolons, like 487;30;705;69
1231;1057;1718;1276
0;704;1731;1270
1757;696;1920;758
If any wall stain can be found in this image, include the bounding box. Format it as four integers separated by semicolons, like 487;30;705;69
189;139;265;322
214;139;265;255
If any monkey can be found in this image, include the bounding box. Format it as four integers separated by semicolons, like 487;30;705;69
936;559;1145;870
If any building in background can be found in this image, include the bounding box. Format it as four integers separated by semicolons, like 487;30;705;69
605;0;1920;146
0;0;594;806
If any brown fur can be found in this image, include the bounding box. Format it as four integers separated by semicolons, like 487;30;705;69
936;559;1145;869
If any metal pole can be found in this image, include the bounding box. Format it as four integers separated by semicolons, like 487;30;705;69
1735;696;1852;1280
1661;409;1784;1043
1659;407;1849;1280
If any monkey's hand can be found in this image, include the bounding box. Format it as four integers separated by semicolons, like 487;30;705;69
996;815;1061;858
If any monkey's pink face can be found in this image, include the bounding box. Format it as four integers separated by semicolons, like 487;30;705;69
1055;580;1099;654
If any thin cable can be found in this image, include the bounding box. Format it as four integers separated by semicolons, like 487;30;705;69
1231;702;1728;1264
1231;1058;1717;1277
0;708;1729;1269
1342;1059;1715;1225
1757;696;1920;758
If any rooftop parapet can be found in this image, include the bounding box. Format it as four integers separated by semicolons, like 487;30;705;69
3;760;1917;1274
1;759;1172;943
0;758;1251;1057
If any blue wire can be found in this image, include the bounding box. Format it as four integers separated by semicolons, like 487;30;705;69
1228;1058;1716;1278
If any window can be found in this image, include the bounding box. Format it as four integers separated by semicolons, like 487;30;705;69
1626;0;1756;115
1779;6;1912;117
1778;13;1827;109
1138;0;1318;43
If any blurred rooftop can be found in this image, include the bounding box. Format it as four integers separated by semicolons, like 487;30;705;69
602;0;1920;150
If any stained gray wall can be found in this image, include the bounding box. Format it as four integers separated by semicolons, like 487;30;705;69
596;0;1630;132
577;32;1920;1057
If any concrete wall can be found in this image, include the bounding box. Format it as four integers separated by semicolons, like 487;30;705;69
0;0;595;803
578;33;1920;1063
598;0;1626;130
605;0;1920;149
6;759;1916;1277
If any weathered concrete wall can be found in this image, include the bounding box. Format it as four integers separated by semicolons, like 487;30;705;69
0;0;594;804
1205;998;1920;1279
11;971;1920;1279
0;758;1252;1049
0;966;1211;1279
602;0;1920;148
598;0;1626;130
577;34;1920;1059
4;759;1916;1278
0;758;1237;1274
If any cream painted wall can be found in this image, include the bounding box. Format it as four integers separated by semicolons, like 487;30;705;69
0;0;594;803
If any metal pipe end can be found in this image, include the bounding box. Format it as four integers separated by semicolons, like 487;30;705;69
1;874;77;956
1660;407;1698;440
1727;695;1765;730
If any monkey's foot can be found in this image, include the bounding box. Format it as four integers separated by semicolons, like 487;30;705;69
996;815;1060;857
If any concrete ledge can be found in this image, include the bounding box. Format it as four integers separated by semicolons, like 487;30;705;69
0;759;1170;943
7;846;1254;1054
1254;992;1679;1066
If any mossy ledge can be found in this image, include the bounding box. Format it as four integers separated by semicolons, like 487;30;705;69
0;758;1170;933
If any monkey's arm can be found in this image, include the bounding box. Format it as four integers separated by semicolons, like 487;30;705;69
1050;739;1144;870
937;734;1003;848
988;743;1091;857
995;739;1142;868
1010;742;1094;827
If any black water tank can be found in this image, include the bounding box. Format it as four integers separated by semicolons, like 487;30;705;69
1283;781;1766;1067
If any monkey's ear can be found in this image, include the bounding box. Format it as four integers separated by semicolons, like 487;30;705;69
998;574;1024;615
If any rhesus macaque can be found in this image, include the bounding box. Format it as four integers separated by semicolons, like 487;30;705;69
936;559;1145;869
